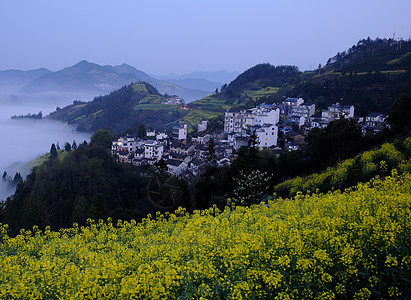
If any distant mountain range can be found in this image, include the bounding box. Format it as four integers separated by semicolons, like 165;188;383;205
0;68;51;85
0;61;238;102
153;70;239;85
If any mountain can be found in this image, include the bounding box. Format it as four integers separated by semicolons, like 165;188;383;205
0;68;51;85
157;78;223;92
21;60;137;93
188;64;301;111
189;37;411;116
153;70;239;84
272;38;411;115
48;82;191;133
19;61;211;102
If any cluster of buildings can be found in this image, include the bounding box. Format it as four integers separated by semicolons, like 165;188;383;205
223;98;389;152
161;96;183;105
112;96;389;177
111;120;233;177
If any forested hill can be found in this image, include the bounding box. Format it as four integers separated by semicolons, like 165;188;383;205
188;64;301;111
324;37;411;73
49;82;190;134
189;37;411;116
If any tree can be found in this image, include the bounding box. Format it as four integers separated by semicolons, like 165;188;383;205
155;158;168;175
72;141;77;149
221;83;228;91
232;170;272;206
387;94;411;135
248;130;259;154
206;138;217;167
215;88;219;94
65;142;71;152
90;129;113;148
13;173;22;185
50;143;58;158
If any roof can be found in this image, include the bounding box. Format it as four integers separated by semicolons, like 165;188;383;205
367;112;384;117
166;159;184;167
287;131;304;137
135;149;145;154
191;158;205;166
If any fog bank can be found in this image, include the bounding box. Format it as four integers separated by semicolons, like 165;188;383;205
0;92;93;201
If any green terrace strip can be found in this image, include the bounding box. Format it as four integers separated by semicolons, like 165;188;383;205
1;171;410;299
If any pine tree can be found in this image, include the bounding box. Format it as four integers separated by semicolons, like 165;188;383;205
65;142;71;152
50;143;58;158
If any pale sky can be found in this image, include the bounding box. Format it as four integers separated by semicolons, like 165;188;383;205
1;0;410;75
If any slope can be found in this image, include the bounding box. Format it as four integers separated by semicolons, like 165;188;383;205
188;64;301;111
48;82;191;133
189;37;411;116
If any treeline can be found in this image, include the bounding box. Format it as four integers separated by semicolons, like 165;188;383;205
325;37;411;73
1;171;23;190
10;111;43;119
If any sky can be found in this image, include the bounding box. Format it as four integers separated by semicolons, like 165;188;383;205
1;0;410;75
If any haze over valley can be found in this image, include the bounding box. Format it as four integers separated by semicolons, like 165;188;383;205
0;91;91;201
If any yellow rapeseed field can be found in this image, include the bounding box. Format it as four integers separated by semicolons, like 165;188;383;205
0;170;410;299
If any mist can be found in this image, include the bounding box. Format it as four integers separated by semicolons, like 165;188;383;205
0;87;94;201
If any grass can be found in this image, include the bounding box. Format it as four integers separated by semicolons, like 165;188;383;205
132;83;148;93
182;110;221;129
133;104;180;111
138;95;163;105
242;86;280;100
386;52;411;65
19;150;68;174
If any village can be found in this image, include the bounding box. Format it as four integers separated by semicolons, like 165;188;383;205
111;96;389;177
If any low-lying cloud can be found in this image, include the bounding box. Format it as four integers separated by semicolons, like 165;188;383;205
0;89;94;201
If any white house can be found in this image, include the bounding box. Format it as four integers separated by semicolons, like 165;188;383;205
188;158;205;176
166;159;188;176
224;105;280;134
173;122;188;140
146;130;156;137
156;132;168;141
363;112;388;134
144;140;164;160
192;133;211;145
197;120;208;132
111;135;137;154
253;123;278;148
291;103;315;125
311;118;328;129
322;103;354;121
